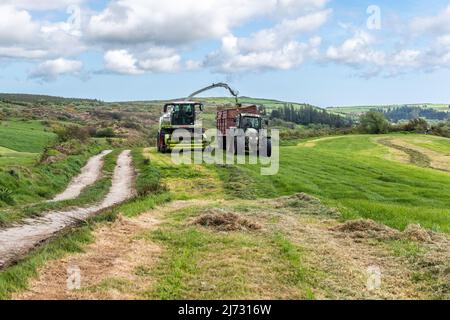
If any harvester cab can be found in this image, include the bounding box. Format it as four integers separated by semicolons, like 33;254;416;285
157;83;241;153
157;101;205;153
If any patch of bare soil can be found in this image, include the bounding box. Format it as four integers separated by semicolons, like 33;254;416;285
51;150;112;202
300;136;345;148
191;209;261;232
13;200;210;300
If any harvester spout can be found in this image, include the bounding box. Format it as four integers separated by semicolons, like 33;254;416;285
188;83;239;105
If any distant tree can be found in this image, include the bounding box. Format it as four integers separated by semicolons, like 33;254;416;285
382;105;449;122
270;104;352;128
359;111;389;134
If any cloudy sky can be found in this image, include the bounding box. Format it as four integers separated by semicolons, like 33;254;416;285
1;0;450;106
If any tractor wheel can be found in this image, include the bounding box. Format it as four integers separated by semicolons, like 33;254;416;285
259;138;272;157
267;139;272;157
157;132;161;152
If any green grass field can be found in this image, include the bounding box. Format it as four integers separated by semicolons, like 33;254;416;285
0;120;56;153
0;120;55;167
0;120;111;215
328;104;450;115
216;134;450;233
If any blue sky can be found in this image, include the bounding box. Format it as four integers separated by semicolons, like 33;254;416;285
1;0;450;107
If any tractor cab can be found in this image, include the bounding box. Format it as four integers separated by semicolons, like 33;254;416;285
237;113;262;131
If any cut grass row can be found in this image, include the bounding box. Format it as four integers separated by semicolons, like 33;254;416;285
215;134;450;233
141;203;315;300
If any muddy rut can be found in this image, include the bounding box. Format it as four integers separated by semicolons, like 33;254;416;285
0;150;135;269
51;150;112;202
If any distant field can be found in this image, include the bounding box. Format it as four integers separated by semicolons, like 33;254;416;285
0;120;107;211
329;104;450;115
0;121;56;153
193;97;319;112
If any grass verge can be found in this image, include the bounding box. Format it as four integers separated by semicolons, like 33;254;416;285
0;148;170;299
0;149;119;226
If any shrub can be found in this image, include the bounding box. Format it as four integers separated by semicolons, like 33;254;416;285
359;111;390;134
95;127;115;138
54;125;90;142
403;118;429;133
0;187;15;205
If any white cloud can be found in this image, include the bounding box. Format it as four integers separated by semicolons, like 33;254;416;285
0;0;333;76
204;10;329;73
138;48;181;73
87;0;328;46
104;50;142;75
0;5;39;44
104;47;181;74
6;0;450;79
238;10;330;52
7;0;86;11
326;30;386;67
324;3;450;77
30;58;83;81
411;4;450;35
207;36;322;73
0;4;84;60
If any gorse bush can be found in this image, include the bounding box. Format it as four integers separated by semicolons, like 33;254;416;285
0;187;15;205
95;127;115;138
54;125;90;142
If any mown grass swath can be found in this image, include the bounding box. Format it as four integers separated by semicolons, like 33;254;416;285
216;134;450;233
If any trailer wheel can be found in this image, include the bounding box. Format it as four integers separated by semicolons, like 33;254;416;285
221;136;227;150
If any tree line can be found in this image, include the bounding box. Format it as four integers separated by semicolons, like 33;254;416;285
270;104;352;128
359;111;450;138
380;106;450;122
